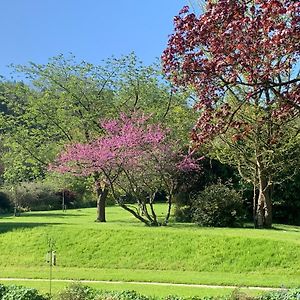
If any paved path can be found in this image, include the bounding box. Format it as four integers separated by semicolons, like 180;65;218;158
0;278;284;291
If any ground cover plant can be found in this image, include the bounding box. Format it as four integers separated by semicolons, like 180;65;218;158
0;280;262;299
0;282;298;300
0;206;299;289
0;283;49;300
57;285;300;300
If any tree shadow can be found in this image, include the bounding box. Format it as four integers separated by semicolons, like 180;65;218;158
0;221;64;234
20;212;85;218
271;225;300;232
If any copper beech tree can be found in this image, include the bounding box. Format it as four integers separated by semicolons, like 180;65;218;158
162;0;300;228
51;113;198;226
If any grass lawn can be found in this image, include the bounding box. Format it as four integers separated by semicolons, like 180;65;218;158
0;205;299;296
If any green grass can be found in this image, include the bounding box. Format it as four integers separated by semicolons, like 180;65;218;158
0;205;299;294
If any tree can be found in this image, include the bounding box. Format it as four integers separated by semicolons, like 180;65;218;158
162;0;300;228
51;113;198;226
1;54;194;222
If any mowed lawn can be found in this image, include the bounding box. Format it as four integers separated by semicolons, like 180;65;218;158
0;205;299;290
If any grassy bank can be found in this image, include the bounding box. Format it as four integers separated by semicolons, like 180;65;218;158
0;206;299;290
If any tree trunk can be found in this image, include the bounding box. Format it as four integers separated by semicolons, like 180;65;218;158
149;192;159;226
95;186;108;222
119;203;151;226
256;164;272;228
163;192;173;225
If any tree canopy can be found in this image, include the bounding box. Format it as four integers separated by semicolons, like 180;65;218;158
162;0;300;228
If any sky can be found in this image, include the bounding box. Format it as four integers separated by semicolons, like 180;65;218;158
0;0;190;79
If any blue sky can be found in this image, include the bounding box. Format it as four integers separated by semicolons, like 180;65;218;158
0;0;189;79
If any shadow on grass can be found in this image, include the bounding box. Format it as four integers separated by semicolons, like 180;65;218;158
20;212;85;218
271;224;300;233
0;221;64;234
167;222;300;232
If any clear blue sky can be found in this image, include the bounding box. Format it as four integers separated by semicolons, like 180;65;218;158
0;0;189;79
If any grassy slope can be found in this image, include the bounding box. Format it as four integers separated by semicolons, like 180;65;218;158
0;205;299;288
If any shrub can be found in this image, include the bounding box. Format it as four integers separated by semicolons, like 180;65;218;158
1;182;84;211
58;284;155;300
1;284;49;300
95;290;152;300
58;282;96;300
192;182;245;227
1;183;58;211
259;289;300;300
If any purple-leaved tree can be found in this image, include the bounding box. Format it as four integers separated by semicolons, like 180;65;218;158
162;0;300;228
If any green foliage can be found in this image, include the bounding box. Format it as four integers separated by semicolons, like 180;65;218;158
1;282;299;300
192;183;245;227
44;173;98;208
95;290;152;300
0;54;193;186
0;284;7;298
58;284;153;300
58;282;96;300
0;181;87;211
45;283;300;300
1;183;62;211
0;284;49;300
173;157;239;223
258;289;300;300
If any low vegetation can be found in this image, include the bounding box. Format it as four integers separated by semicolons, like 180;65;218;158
0;282;299;300
0;283;49;300
192;182;245;227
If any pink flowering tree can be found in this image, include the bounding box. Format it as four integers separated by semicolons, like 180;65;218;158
51;113;198;226
162;0;300;228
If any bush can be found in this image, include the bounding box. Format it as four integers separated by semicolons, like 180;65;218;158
1;284;49;300
58;284;154;300
45;283;300;300
0;182;85;211
258;289;300;300
95;290;151;300
58;282;96;300
192;182;245;227
174;156;239;207
5;182;62;211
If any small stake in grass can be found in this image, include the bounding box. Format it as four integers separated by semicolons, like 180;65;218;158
46;238;56;297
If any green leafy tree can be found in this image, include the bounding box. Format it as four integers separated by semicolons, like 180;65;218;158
0;53;194;221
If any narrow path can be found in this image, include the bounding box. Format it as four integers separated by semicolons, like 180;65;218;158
0;278;284;291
